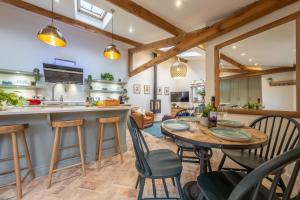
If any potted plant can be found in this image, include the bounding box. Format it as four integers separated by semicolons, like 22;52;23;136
200;104;212;127
0;90;26;111
100;73;114;81
197;88;206;103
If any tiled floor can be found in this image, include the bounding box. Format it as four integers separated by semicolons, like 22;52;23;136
1;131;298;200
0;131;207;200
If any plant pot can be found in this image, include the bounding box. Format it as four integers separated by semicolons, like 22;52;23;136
200;117;209;127
0;100;7;111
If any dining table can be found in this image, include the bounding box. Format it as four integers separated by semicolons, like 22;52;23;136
161;119;268;200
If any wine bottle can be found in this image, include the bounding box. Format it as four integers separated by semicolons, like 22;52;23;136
209;96;218;127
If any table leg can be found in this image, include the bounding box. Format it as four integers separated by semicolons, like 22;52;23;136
183;147;213;200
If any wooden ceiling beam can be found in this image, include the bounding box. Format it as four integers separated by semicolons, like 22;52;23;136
107;0;185;36
220;53;247;70
1;0;143;47
220;67;296;80
129;0;299;77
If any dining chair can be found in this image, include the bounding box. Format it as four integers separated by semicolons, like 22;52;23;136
218;115;300;192
197;146;300;200
175;110;200;164
127;116;184;200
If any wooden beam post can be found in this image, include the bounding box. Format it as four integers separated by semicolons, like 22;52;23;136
220;54;248;70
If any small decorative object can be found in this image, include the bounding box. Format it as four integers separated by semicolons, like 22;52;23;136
144;85;150;94
87;75;92;82
157;87;162;95
197;88;206;103
102;88;108;91
133;84;141;94
101;73;114;81
170;58;188;79
0;89;26;111
172;103;176;108
33;68;40;83
164;87;169;95
118;78;122;82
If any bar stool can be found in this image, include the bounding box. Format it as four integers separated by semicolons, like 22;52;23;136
0;124;35;200
95;117;123;170
47;119;86;188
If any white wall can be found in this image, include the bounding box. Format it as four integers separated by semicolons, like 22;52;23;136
0;3;128;101
261;72;296;111
127;51;206;119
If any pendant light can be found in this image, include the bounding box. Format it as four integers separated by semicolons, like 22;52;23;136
103;9;121;60
170;58;188;79
37;0;67;47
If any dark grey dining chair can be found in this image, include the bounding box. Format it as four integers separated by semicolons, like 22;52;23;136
197;146;300;200
218;115;300;192
127;116;184;200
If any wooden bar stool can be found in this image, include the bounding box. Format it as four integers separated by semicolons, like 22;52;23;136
47;119;86;188
0;124;35;200
95;117;123;170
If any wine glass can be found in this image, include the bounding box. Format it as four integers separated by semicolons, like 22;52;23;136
218;104;226;127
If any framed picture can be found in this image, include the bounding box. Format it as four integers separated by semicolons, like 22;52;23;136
157;87;162;95
133;84;141;94
164;87;169;95
144;85;150;94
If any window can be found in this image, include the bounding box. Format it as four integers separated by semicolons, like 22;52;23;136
77;0;106;20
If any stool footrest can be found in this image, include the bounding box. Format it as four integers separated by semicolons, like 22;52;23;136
58;144;79;150
53;163;82;173
0;169;32;188
0;155;25;163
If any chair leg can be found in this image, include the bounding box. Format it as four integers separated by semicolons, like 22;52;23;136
11;132;22;200
179;147;184;162
197;193;205;200
95;126;101;161
47;127;60;188
177;147;180;155
20;131;35;179
279;177;286;193
138;177;145;200
77;125;86;176
152;179;157;198
171;177;176;186
218;154;226;171
97;124;104;170
135;175;140;189
162;178;169;198
114;122;124;163
207;160;212;172
175;176;184;200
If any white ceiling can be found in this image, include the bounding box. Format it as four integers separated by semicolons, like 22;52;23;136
23;0;256;44
221;20;296;69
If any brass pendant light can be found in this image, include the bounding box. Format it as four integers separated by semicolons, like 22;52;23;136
37;0;67;47
170;58;188;79
103;9;121;60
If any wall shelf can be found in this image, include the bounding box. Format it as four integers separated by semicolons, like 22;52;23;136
88;89;125;94
85;79;127;85
0;84;44;90
269;80;296;87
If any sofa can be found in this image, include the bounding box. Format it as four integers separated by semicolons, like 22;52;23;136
131;108;154;129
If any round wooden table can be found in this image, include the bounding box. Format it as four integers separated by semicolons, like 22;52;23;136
161;121;268;199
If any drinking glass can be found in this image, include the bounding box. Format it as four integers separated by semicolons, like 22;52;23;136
218;105;226;127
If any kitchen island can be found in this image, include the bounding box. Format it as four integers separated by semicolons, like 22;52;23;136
0;105;131;182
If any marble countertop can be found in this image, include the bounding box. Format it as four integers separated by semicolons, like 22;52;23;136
0;105;131;116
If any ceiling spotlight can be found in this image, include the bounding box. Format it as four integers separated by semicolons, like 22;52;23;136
129;27;133;33
241;52;246;56
232;45;237;49
175;0;182;7
254;63;258;66
249;58;253;62
55;0;59;2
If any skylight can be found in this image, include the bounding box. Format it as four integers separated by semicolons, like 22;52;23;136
77;0;106;20
179;51;202;57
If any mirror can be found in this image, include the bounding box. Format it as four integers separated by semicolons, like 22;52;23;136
215;14;299;116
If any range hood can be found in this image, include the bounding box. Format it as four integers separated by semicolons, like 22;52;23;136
43;63;83;85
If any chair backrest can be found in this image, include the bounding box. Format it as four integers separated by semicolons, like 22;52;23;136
175;109;191;117
228;146;300;200
249;115;300;159
127;116;152;176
